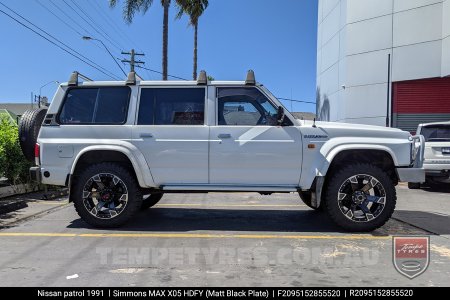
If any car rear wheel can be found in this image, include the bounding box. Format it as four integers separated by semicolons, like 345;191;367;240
323;164;396;232
73;162;142;228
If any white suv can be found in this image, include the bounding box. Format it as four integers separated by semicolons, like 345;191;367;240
408;121;450;189
19;71;425;231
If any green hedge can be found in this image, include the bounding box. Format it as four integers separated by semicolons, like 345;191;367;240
0;116;32;185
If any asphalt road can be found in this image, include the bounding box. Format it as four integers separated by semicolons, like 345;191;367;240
0;185;449;287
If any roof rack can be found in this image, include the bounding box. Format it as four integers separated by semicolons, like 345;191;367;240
197;70;207;85
68;71;93;86
245;70;256;85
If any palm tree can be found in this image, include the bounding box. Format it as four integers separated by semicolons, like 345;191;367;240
110;0;171;80
175;0;208;80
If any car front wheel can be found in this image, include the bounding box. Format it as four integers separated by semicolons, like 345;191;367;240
73;162;142;228
323;164;396;232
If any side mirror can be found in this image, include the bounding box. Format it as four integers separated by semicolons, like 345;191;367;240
277;106;285;126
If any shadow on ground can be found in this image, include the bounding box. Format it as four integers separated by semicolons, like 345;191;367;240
394;210;450;235
419;184;450;194
68;207;429;236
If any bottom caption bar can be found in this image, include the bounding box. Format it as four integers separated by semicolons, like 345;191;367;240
0;287;441;299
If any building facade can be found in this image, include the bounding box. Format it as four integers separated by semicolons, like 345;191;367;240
316;0;450;131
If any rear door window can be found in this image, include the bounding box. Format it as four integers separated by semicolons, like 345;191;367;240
138;88;206;125
58;87;130;124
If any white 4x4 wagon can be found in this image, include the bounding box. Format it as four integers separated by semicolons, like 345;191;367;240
408;121;450;189
19;71;425;231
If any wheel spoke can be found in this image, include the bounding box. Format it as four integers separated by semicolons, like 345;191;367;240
366;195;385;204
349;176;359;191
93;175;105;189
361;177;378;193
359;201;371;214
96;201;106;212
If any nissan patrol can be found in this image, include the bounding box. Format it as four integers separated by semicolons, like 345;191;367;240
19;70;425;231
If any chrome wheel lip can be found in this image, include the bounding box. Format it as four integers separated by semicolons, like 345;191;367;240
337;174;387;223
82;173;128;220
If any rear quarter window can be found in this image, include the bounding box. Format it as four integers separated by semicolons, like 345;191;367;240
58;87;131;125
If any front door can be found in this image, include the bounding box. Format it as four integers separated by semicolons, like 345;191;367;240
132;87;209;185
209;87;303;186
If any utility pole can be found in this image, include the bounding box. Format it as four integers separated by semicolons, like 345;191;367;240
121;49;145;73
34;95;41;108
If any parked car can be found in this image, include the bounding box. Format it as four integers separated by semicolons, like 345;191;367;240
408;121;450;189
18;71;424;231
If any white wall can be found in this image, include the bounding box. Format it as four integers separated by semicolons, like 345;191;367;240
317;0;449;126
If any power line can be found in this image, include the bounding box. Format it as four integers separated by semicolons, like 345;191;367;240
47;0;91;37
69;0;127;51
277;97;316;105
89;0;140;51
38;0;107;54
135;65;189;81
36;0;83;37
0;1;120;79
0;2;120;80
61;0;123;52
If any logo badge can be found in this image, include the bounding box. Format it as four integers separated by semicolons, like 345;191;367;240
393;236;430;279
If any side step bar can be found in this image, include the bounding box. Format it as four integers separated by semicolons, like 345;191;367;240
161;185;298;193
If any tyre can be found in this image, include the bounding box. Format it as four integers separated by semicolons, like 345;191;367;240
141;193;164;210
323;164;396;232
18;108;47;162
73;162;142;228
408;182;421;189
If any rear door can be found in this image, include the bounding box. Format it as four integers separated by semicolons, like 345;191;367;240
132;87;209;185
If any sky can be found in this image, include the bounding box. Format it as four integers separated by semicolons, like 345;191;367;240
0;0;318;113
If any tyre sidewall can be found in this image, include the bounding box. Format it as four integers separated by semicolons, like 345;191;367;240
19;108;47;162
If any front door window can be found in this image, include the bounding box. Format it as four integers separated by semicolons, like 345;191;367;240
218;87;278;126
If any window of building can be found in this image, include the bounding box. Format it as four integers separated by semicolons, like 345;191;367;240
58;87;130;124
138;88;205;125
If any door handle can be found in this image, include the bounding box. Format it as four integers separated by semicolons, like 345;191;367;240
218;133;231;139
140;133;154;138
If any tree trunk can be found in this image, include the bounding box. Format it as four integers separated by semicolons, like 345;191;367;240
162;0;170;81
193;23;198;80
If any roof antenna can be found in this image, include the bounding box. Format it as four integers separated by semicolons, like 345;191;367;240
313;118;317;128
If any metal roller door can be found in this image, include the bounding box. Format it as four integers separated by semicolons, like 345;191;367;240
392;77;450;133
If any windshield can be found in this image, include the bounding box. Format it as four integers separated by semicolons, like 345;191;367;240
421;125;450;142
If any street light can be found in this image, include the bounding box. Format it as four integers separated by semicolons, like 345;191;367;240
82;36;127;77
39;80;60;98
37;80;60;108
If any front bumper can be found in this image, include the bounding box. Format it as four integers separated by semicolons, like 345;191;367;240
396;135;426;183
30;167;41;183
